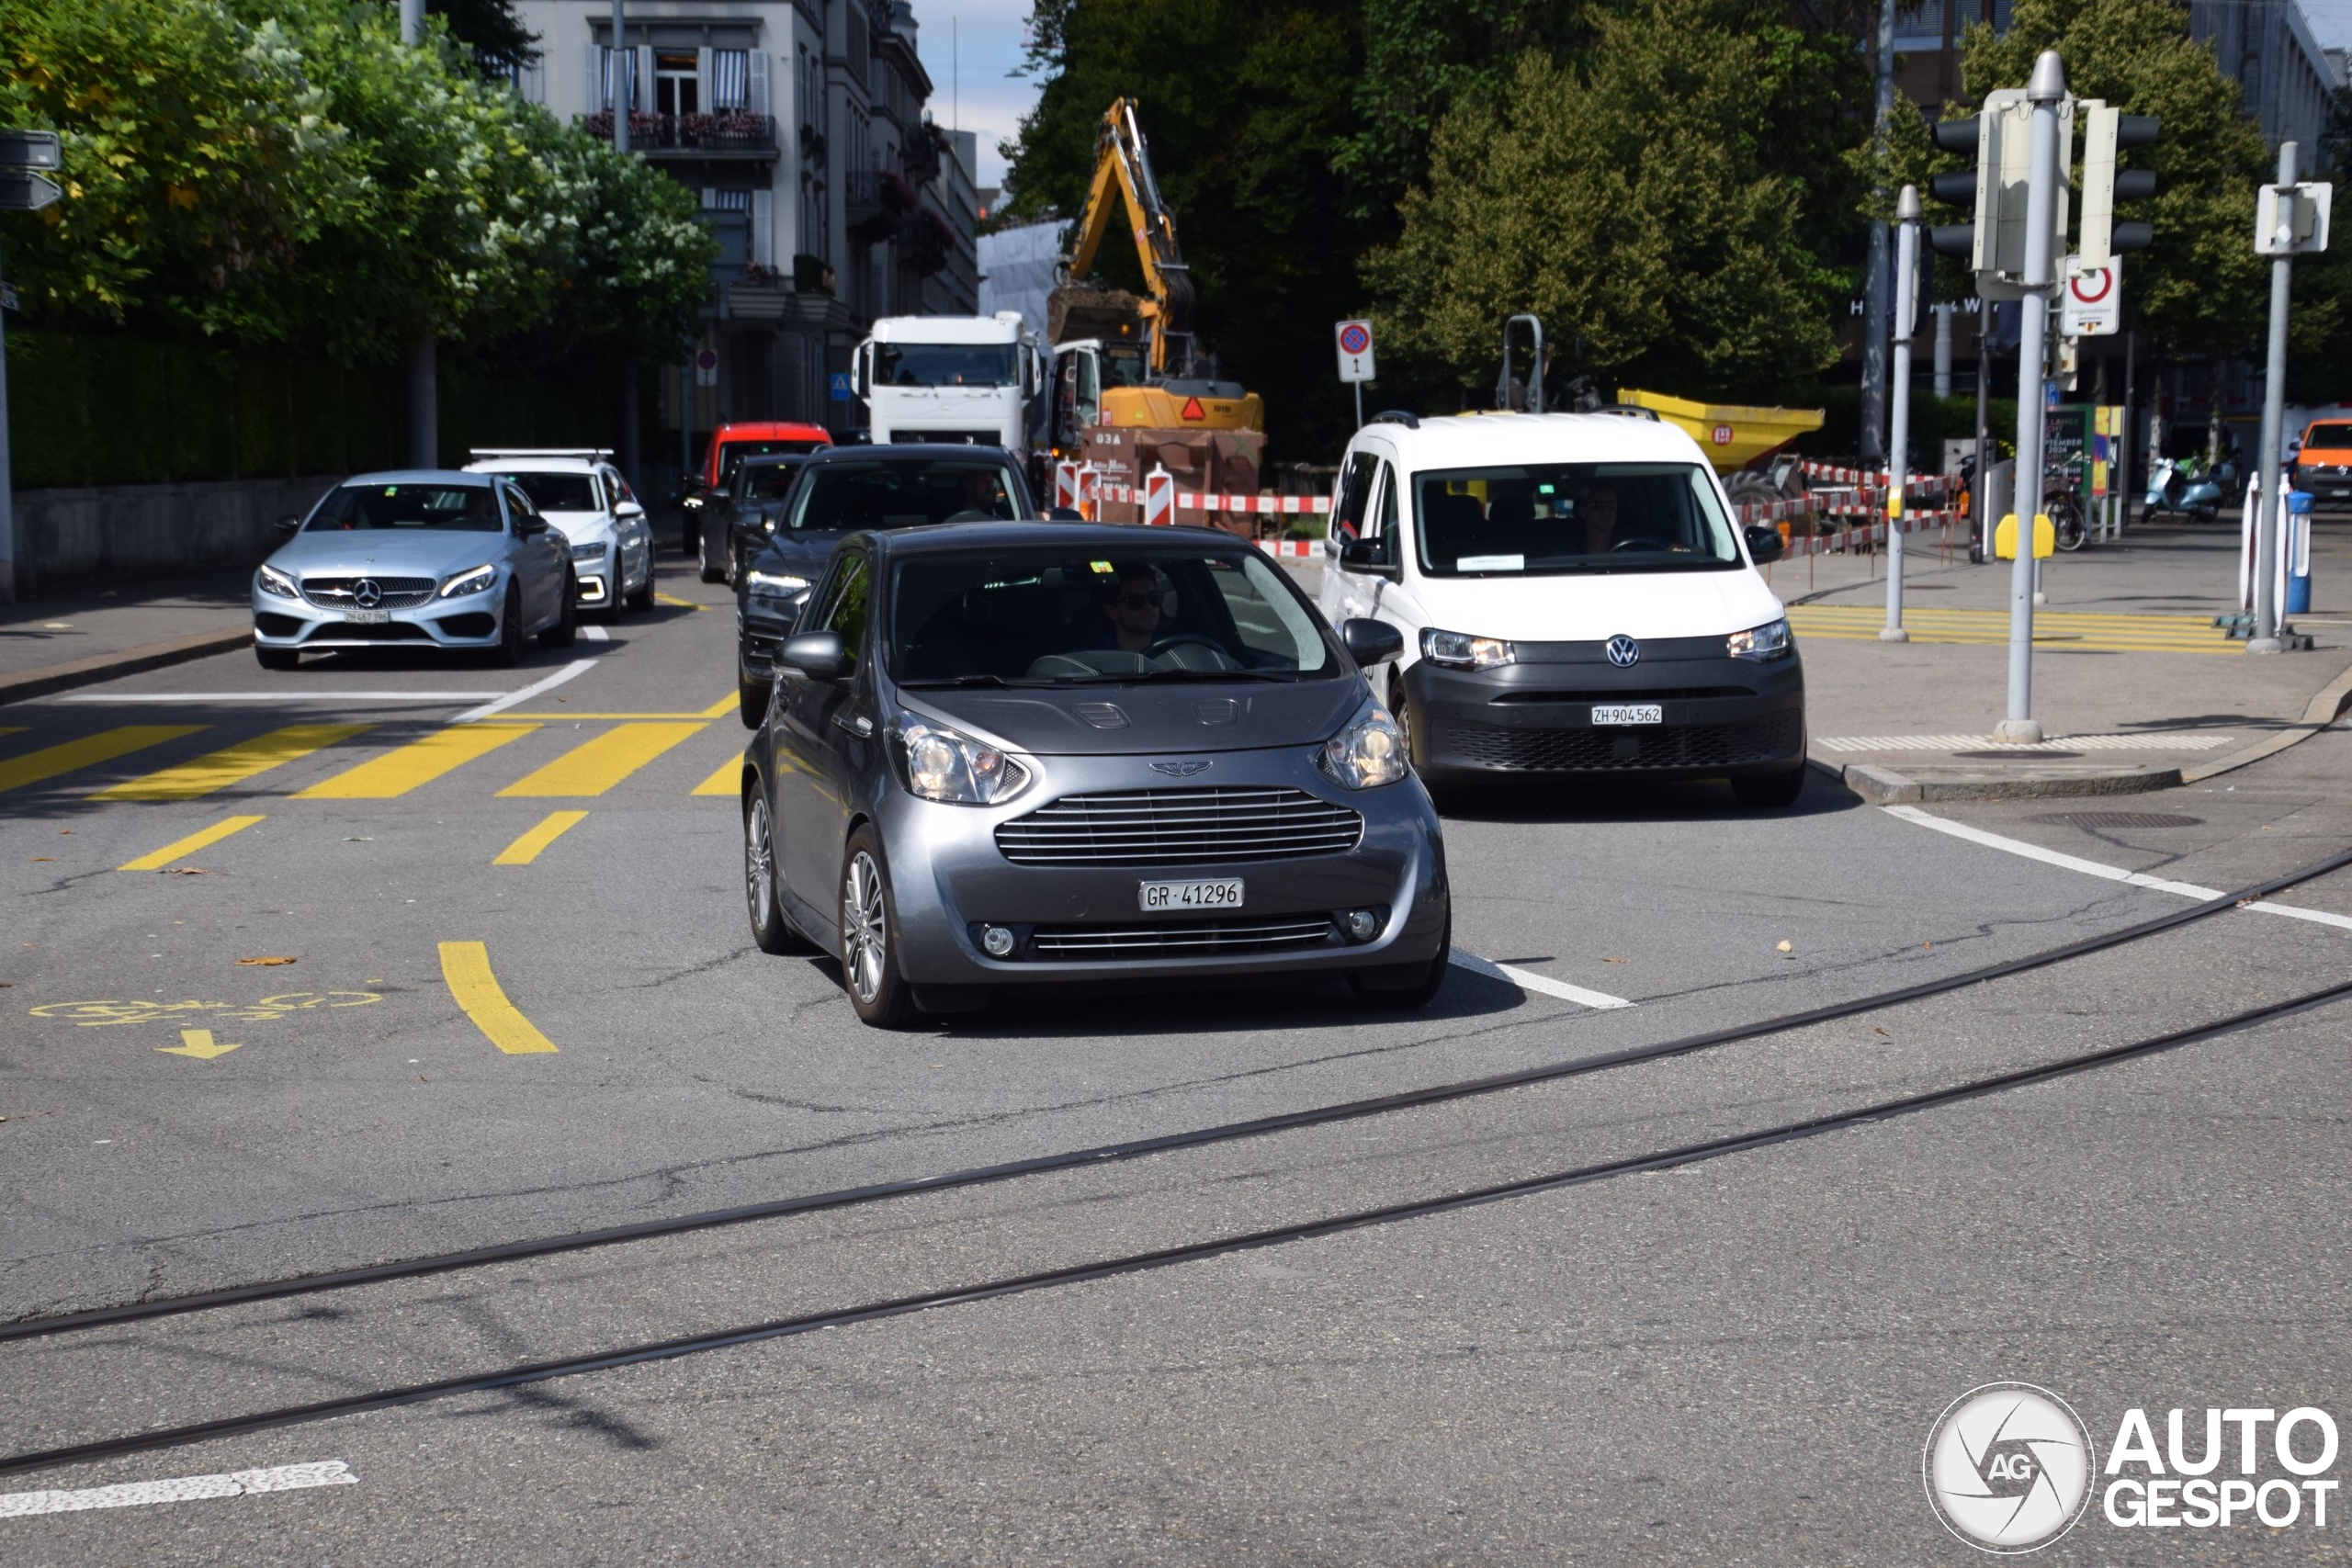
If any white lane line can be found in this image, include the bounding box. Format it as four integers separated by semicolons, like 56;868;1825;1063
0;1461;356;1518
581;623;610;643
1883;805;2352;930
455;659;595;723
61;692;505;704
1450;948;1634;1009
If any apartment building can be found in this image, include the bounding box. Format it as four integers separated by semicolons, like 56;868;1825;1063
509;0;980;436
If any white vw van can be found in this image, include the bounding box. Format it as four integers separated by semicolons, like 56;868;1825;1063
1317;410;1805;806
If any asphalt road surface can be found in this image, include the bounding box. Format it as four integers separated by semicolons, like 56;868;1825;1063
4;557;2348;1564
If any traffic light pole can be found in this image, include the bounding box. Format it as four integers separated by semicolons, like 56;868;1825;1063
1883;185;1918;642
2248;140;2300;655
1998;51;2066;746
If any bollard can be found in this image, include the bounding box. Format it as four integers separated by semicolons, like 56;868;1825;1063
2288;488;2313;614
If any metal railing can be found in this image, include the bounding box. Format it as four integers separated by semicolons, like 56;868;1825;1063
582;110;776;153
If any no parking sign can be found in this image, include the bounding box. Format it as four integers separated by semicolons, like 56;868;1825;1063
1334;320;1375;383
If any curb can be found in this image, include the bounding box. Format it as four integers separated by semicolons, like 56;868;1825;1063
2179;657;2352;783
0;627;251;706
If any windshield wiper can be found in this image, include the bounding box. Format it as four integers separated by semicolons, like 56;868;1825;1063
1064;668;1304;685
897;673;1047;689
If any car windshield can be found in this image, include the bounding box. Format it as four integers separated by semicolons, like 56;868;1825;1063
737;460;805;501
718;439;826;484
1413;462;1740;575
495;471;599;512
889;547;1337;685
2304;423;2352;446
786;461;1021;532
307;483;503;533
873;343;1018;388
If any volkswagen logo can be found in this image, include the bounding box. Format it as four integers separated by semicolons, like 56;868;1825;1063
1150;760;1212;778
1605;634;1640;668
351;578;384;609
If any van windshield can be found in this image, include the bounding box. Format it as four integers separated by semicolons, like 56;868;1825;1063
2304;423;2352;447
1413;462;1740;575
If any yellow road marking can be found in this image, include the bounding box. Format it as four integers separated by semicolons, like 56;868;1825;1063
0;726;205;795
118;814;266;872
496;721;705;796
295;723;538;799
1788;606;2238;656
692;759;741;796
438;941;559;1055
93;724;372;801
698;693;739;717
158;1028;242;1060
494;809;588;865
498;712;724;720
654;592;707;611
0;727;22;739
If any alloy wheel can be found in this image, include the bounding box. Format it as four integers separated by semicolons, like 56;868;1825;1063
842;851;888;1005
746;797;776;931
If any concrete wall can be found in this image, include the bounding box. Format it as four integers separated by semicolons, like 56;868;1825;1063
12;473;341;599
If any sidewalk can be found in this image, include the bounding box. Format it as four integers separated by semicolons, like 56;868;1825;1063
1778;515;2352;801
0;570;254;703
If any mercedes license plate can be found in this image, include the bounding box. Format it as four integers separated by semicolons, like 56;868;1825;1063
345;608;390;626
1590;704;1663;727
1138;877;1244;912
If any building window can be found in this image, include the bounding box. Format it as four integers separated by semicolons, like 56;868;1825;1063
704;189;752;213
712;49;749;109
656;51;699;116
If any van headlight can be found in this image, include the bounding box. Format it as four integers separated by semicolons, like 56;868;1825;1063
1420;627;1514;670
256;563;298;600
895;713;1030;805
439;564;497;598
1726;618;1792;661
1319;702;1409;790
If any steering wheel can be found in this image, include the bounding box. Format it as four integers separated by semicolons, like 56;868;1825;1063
1145;633;1235;670
941;509;995;524
1608;536;1668;552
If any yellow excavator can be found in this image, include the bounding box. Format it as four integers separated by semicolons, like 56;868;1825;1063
1045;99;1263;519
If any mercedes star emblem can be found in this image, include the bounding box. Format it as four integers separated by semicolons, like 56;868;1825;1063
352;578;384;609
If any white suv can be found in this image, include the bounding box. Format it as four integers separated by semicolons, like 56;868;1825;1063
463;449;654;616
1317;410;1806;807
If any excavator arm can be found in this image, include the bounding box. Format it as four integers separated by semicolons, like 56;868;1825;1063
1063;99;1196;377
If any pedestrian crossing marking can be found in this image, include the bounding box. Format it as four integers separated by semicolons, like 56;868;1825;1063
494;809;588;865
691;759;741;797
119;815;266;872
0;727;205;795
1815;732;2235;753
1788;604;2240;655
294;723;538;800
495;722;706;797
91;725;374;801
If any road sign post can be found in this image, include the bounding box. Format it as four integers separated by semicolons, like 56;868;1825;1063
0;130;62;602
1883;185;1919;643
2249;141;2330;652
1335;319;1374;430
1998;50;2068;745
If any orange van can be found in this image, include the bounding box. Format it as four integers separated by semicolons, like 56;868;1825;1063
2295;419;2352;503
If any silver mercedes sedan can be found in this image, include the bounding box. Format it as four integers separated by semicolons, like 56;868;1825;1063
737;521;1453;1028
252;471;577;668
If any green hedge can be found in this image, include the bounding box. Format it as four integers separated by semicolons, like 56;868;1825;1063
6;331;629;490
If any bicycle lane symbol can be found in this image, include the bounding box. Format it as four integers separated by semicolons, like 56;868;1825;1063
27;993;384;1059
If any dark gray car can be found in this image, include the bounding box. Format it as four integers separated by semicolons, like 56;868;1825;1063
736;522;1451;1028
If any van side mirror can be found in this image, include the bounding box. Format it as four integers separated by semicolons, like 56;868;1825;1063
781;629;851;682
275;514;302;535
1744;524;1785;565
1340;617;1404;666
1340;534;1399;579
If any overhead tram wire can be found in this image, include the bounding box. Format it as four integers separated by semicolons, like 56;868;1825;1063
8;843;2352;1345
6;975;2349;1481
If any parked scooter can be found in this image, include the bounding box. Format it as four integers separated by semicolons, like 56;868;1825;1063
2145;454;2235;521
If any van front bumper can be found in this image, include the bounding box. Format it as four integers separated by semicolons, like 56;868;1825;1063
1402;638;1804;783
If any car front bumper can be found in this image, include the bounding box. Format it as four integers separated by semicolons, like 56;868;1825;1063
252;581;507;650
1404;641;1805;782
862;746;1451;995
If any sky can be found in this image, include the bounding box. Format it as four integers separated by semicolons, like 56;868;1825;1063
910;0;1041;190
2306;0;2352;49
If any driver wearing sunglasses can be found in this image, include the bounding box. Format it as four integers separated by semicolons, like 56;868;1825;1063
1095;565;1165;653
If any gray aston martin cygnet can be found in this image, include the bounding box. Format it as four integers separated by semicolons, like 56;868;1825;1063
737;522;1453;1028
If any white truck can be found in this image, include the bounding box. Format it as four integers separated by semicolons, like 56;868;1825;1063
851;311;1044;449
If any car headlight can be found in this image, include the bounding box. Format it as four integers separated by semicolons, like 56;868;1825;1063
745;570;810;595
256;563;298;600
1319;702;1409;790
439;564;497;598
895;712;1030;805
571;540;609;562
1726;617;1792;661
1420;627;1514;671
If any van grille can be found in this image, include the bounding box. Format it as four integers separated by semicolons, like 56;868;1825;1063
995;786;1363;867
1448;713;1801;772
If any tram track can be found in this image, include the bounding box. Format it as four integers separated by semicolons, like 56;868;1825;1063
9;841;2352;1351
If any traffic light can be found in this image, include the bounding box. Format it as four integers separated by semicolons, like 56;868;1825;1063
2079;104;2159;265
1923;89;2065;287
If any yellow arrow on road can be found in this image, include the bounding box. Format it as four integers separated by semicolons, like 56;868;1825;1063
158;1029;242;1060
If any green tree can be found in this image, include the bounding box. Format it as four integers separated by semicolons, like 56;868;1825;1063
1365;0;1855;400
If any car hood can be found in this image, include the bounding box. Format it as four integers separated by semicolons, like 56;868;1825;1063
897;678;1367;758
537;509;611;542
1408;567;1785;643
266;531;507;581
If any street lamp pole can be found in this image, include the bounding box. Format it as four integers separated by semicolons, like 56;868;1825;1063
1997;49;2066;745
2248;140;2301;654
400;0;435;469
612;0;629;155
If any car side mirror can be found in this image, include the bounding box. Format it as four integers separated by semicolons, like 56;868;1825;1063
1340;617;1404;667
1744;523;1785;565
781;629;851;682
1046;506;1084;522
275;514;302;535
1340;535;1399;579
519;514;548;535
614;500;645;520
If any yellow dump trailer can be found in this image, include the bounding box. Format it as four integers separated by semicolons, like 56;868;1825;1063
1615;389;1825;473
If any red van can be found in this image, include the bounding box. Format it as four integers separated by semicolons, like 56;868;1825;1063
682;422;831;548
